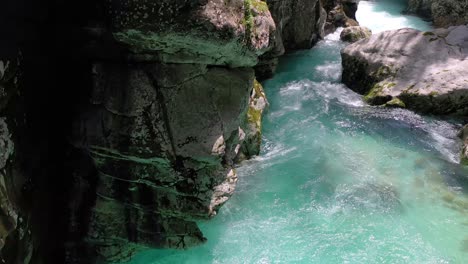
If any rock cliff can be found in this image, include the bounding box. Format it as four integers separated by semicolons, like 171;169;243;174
0;0;364;262
406;0;468;27
68;0;276;262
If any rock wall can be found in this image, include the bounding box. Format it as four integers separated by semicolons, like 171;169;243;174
0;53;33;264
407;0;468;27
67;0;276;262
0;0;346;262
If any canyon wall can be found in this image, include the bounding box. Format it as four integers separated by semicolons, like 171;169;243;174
407;0;468;27
0;0;360;262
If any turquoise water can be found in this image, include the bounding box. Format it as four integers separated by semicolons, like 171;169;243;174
131;1;467;263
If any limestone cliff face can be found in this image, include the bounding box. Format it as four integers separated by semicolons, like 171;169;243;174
407;0;468;27
68;0;276;262
0;0;336;262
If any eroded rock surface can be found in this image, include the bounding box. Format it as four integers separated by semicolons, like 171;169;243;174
340;26;371;42
341;25;468;115
69;0;276;262
108;0;275;67
407;0;468;27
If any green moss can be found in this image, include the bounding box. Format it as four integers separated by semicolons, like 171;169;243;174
423;31;435;36
251;0;269;13
364;83;384;102
385;98;406;108
243;0;255;37
429;91;439;97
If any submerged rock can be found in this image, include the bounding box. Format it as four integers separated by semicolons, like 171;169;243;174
340;26;371;42
341;25;468;116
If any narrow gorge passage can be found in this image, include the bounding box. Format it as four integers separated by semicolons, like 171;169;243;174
131;1;468;263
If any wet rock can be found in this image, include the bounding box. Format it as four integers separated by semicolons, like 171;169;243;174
341;26;468;115
340;26;371;42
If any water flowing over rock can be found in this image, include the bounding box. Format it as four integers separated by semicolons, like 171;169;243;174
341;25;468;116
340;26;372;42
406;0;468;27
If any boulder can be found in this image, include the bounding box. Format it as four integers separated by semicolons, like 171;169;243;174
341;25;468;115
340;26;372;42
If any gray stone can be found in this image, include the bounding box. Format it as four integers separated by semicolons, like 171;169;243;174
74;62;254;259
340;26;372;42
406;0;468;27
341;26;468;115
107;0;276;67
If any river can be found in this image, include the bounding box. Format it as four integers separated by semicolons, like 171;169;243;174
131;0;468;263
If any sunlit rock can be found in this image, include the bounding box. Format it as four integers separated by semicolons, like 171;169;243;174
340;26;371;42
341;25;468;116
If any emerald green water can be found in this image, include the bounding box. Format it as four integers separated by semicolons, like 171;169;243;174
131;1;468;263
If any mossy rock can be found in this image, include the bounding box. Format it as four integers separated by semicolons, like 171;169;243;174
385;98;406;108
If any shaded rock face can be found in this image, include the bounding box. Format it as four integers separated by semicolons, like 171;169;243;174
323;0;360;35
255;0;327;79
460;125;468;165
74;64;254;261
0;54;34;263
256;0;361;80
407;0;468;27
107;0;275;67
340;26;372;42
66;0;276;262
341;26;468;116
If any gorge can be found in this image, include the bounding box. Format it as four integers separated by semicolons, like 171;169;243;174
0;0;467;263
